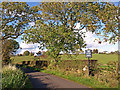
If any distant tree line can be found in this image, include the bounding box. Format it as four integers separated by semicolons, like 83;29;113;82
17;51;34;56
92;49;118;54
99;50;118;54
92;49;98;54
17;49;118;56
109;51;119;54
16;51;45;56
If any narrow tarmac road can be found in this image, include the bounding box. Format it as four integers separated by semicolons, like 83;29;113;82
21;67;93;89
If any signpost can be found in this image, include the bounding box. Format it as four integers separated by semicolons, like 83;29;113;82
85;49;92;75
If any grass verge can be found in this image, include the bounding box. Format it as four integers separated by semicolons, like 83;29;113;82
2;64;33;88
20;65;111;88
41;69;110;88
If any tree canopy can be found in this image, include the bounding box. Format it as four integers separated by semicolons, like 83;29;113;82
93;49;98;54
0;2;118;62
0;2;40;64
2;39;19;64
23;2;119;61
1;2;40;40
38;2;119;43
23;50;30;56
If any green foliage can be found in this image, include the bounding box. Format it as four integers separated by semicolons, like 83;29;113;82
41;69;110;88
23;2;118;61
23;50;30;56
93;49;98;54
0;2;40;65
29;52;34;56
0;2;39;40
37;51;41;54
110;50;119;54
94;61;118;87
24;22;85;61
2;39;19;65
2;65;32;88
19;54;23;56
47;60;56;70
39;2;118;43
43;61;118;88
17;54;19;56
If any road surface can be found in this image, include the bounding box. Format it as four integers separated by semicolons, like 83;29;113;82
21;67;93;89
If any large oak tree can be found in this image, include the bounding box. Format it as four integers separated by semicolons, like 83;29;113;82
23;2;119;61
22;2;119;61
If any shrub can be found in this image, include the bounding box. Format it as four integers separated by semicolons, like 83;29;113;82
2;64;32;88
40;55;48;58
99;52;105;54
94;61;119;87
2;56;11;66
29;52;34;56
47;60;118;87
17;54;19;56
2;39;19;65
42;51;46;55
19;54;23;56
23;51;30;56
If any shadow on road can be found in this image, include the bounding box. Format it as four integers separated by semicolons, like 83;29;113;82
16;64;92;89
17;65;54;89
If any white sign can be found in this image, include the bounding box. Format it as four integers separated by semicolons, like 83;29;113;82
85;50;92;58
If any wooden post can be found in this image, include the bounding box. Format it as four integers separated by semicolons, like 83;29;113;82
88;57;90;76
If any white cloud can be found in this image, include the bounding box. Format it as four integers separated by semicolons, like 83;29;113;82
20;42;40;49
19;48;39;54
109;47;118;52
83;31;118;52
29;22;35;26
18;42;47;54
18;42;40;54
75;23;118;53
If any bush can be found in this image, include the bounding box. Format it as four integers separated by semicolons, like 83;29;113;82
2;64;32;88
19;54;23;56
2;55;11;66
47;60;97;76
94;61;119;87
17;54;19;56
29;52;34;56
23;51;30;56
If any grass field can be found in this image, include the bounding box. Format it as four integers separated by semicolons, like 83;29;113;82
11;54;118;64
11;56;35;64
61;54;118;64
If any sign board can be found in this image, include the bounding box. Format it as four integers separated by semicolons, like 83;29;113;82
85;50;92;58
